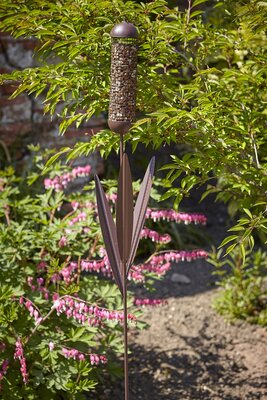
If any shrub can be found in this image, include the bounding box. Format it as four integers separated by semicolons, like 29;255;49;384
0;148;207;398
210;247;267;326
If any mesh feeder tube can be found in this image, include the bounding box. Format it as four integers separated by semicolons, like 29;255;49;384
108;22;138;135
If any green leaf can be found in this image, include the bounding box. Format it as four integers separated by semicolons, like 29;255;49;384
43;147;71;174
224;243;237;255
228;226;245;232
220;235;239;248
193;0;208;6
243;208;252;219
240;243;246;266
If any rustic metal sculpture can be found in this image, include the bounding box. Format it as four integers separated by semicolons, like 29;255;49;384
95;22;155;400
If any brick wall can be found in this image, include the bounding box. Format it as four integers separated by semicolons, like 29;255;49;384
0;32;104;171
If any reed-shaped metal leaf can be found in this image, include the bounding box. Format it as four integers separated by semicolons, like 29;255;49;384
116;153;133;265
94;175;123;294
127;157;155;273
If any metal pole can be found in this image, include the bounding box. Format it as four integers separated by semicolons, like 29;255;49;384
123;260;129;400
120;134;124;165
120;132;128;400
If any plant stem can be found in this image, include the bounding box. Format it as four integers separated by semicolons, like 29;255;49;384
250;131;260;168
25;307;55;344
4;206;10;226
0;139;11;162
89;235;99;258
184;0;192;50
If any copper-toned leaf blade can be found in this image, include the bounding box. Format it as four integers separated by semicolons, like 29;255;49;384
116;153;133;264
94;175;123;293
127;157;155;273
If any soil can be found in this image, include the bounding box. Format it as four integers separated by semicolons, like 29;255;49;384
92;260;267;400
89;173;267;400
128;281;267;400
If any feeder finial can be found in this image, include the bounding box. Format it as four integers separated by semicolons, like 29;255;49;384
110;22;138;39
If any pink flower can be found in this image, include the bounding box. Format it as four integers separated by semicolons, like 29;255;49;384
145;208;207;225
68;212;87;226
58;236;67;248
20;298;42;325
44;165;91;191
70;201;94;211
134;298;168;307
14;339;28;384
52;295;136;325
0;359;9;381
57;261;78;283
141;227;171;243
61;347;106;365
27;277;35;291
71;201;80;210
105;193;117;203
37;261;47;271
148;250;208;265
48;342;54;351
25;274;51;299
81;258;112;277
77;248;207;284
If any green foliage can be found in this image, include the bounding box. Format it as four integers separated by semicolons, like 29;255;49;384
219;206;267;259
0;0;267;210
0;148;205;398
0;0;266;324
0;153;126;399
210;247;267;326
210;200;267;328
0;0;265;217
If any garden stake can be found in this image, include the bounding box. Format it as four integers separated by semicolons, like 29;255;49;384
94;22;155;400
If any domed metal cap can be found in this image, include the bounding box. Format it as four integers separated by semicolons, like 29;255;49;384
111;22;138;39
108;120;132;135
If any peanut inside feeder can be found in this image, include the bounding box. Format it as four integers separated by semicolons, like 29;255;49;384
108;22;138;135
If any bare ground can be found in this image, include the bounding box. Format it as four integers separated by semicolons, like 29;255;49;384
130;281;267;400
91;260;267;400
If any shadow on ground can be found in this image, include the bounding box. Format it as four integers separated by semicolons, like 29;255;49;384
128;341;265;400
91;320;267;400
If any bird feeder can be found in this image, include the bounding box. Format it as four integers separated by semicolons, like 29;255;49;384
95;22;155;400
108;22;138;135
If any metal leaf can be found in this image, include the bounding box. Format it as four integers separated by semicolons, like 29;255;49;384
116;153;133;264
94;175;123;293
127;157;155;273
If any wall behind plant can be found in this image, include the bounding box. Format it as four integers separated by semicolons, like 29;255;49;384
0;32;104;169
